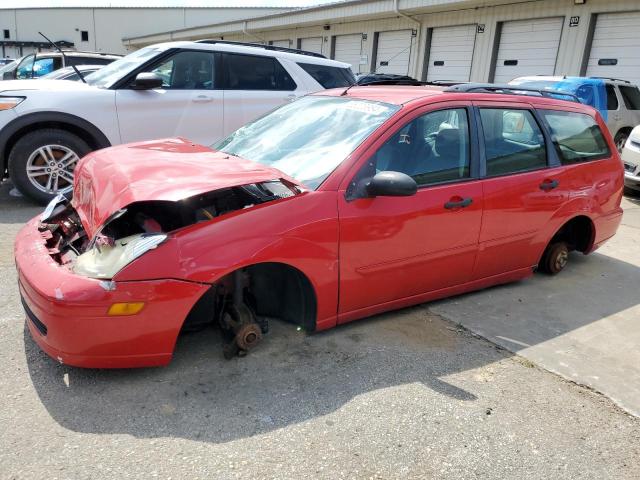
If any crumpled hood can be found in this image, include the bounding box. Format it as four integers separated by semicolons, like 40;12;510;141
73;138;301;238
0;79;98;93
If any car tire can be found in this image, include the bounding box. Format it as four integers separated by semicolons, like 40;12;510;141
8;128;91;205
614;130;629;154
539;241;569;275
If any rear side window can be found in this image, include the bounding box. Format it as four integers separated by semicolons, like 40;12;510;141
606;84;619;110
541;110;610;164
619;85;640;110
480;108;547;177
224;54;296;91
297;62;355;88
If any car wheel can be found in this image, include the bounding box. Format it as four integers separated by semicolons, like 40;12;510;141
8;129;91;205
539;241;569;275
614;130;629;154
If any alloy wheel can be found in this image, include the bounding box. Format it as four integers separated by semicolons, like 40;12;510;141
26;144;79;195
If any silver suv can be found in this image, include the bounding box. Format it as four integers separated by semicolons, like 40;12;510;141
510;76;640;151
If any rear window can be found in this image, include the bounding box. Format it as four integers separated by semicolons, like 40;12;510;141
297;62;355;88
224;53;296;91
619;85;640;110
541;110;610;164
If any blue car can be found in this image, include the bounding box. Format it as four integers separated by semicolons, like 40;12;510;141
510;76;640;151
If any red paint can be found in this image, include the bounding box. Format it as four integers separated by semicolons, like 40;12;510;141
15;86;624;368
73;137;303;239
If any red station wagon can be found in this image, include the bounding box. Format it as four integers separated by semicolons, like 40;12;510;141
15;84;624;368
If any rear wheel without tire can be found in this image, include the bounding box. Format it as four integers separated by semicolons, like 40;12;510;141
8;129;91;205
539;241;569;275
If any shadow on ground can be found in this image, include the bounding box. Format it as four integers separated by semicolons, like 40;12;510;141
24;308;508;444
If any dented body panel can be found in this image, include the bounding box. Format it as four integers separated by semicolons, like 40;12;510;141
73;138;303;238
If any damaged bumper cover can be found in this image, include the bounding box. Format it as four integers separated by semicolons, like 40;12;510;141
15;216;209;368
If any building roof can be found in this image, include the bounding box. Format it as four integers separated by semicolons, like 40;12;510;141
0;2;327;9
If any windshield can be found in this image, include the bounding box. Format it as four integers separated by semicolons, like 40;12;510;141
85;47;163;88
213;96;399;189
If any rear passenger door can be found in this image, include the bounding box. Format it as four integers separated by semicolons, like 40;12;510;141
221;53;305;136
473;102;568;279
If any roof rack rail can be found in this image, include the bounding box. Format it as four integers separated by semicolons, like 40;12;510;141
444;83;581;103
588;76;631;84
195;39;326;59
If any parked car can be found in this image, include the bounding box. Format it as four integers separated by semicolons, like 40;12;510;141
509;76;640;152
0;58;14;66
15;83;623;368
0;41;354;204
622;124;640;193
40;64;104;81
1;51;120;81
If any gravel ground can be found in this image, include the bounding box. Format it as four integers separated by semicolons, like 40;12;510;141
1;181;639;480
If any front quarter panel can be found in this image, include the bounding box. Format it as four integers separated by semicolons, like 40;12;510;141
115;191;340;330
9;87;120;145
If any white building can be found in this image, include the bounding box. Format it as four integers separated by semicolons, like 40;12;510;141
0;5;291;58
125;0;640;86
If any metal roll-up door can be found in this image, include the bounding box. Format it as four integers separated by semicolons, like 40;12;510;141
375;29;413;75
426;24;477;82
334;34;363;73
493;17;563;83
300;37;323;56
269;40;291;48
586;12;640;86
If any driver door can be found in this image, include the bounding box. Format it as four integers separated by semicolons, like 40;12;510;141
115;50;224;145
337;103;483;319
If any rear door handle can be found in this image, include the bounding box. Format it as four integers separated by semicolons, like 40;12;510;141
193;95;214;103
539;179;559;191
444;197;473;209
286;94;297;102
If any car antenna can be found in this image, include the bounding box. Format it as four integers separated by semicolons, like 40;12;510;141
38;31;87;84
341;42;415;96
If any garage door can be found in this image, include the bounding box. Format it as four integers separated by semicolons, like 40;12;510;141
334;34;363;73
375;30;413;75
426;24;477;82
586;12;640;86
270;40;290;48
300;37;323;56
493;17;563;83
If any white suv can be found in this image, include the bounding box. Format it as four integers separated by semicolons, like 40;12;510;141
0;41;354;203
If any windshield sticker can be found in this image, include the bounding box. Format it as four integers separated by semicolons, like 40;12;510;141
341;101;389;116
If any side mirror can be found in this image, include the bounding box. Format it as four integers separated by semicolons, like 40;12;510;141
131;72;163;90
3;71;13;80
366;171;417;197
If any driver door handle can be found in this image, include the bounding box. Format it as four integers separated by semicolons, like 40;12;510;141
539;179;559;191
193;95;214;103
444;197;473;209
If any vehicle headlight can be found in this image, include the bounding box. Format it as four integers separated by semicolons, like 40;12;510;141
73;233;167;279
0;96;25;110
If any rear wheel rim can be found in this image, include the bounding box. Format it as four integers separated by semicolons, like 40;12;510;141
554;249;568;271
26;144;79;195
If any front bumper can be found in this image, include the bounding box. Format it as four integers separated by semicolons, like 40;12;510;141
15;216;209;368
622;140;640;191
